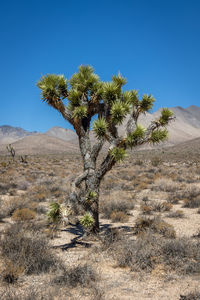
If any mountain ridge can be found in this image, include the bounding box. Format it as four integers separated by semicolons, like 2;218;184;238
0;105;199;155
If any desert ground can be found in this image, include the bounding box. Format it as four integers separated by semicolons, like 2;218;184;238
0;143;200;300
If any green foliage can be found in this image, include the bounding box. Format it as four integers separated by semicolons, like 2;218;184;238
112;72;127;88
80;213;94;229
111;101;130;124
69;65;100;94
72;105;87;119
68;89;82;106
150;129;168;144
140;94;155;112
93;118;108;138
126;125;146;148
37;74;67;103
47;202;61;223
85;191;98;204
110;147;127;162
123;90;139;106
102;82;120;104
159;108;174;125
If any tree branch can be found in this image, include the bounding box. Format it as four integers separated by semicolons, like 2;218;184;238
91;138;105;161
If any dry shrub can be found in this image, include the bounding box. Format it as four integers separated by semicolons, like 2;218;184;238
110;211;129;222
12;208;36;221
1;261;24;284
150;201;173;212
136;181;148;190
151;156;162;167
183;195;200;208
0;182;17;194
161;238;200;274
53;263;97;288
101;198;134;219
0;286;62;300
167;194;180;204
167;210;184;218
0;197;28;218
113;232;159;272
153;178;179;192
134;159;143;166
1;223;59;275
100;227;123;251
104;231;200;275
180;291;200;300
134;216;176;238
140;204;153;215
193;228;200;239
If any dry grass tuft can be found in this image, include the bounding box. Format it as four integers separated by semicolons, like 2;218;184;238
1;223;60;275
134;216;176;238
12;208;36;221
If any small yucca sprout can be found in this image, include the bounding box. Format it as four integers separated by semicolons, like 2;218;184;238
93;118;108;138
111;102;129;124
126;125;146;148
159;108;174;125
85;191;97;204
140;94;155;112
110;147;127;162
73;105;87;119
47;202;61;223
80;213;94;229
150;129;168;144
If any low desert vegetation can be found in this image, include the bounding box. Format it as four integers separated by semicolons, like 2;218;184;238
0;147;200;299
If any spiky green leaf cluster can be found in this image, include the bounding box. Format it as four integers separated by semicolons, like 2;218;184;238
72;105;87;119
110;147;127;162
126;125;146;148
37;74;67;103
69;65;100;95
140;94;155;112
150;129;168;144
68;89;82;107
80;213;94;228
123;90;139;106
111;101;130;124
93;118;108;138
159;108;174;125
85;191;97;204
102;82;120;104
112;73;127;88
47;202;61;223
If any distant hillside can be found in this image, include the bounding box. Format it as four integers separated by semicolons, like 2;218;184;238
0;105;199;155
0;134;78;155
45;126;77;143
0;125;36;144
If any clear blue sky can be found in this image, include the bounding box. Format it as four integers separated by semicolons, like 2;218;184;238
0;0;200;132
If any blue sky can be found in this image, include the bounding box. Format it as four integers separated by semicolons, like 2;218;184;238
0;0;200;132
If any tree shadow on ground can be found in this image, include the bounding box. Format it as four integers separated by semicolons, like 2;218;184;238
52;222;134;251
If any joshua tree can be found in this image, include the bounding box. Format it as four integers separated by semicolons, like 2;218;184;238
7;144;15;159
37;65;174;232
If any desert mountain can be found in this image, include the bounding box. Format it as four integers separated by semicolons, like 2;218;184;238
45;126;77;142
152;105;200;145
0;105;199;155
0;125;36;144
0;134;78;155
